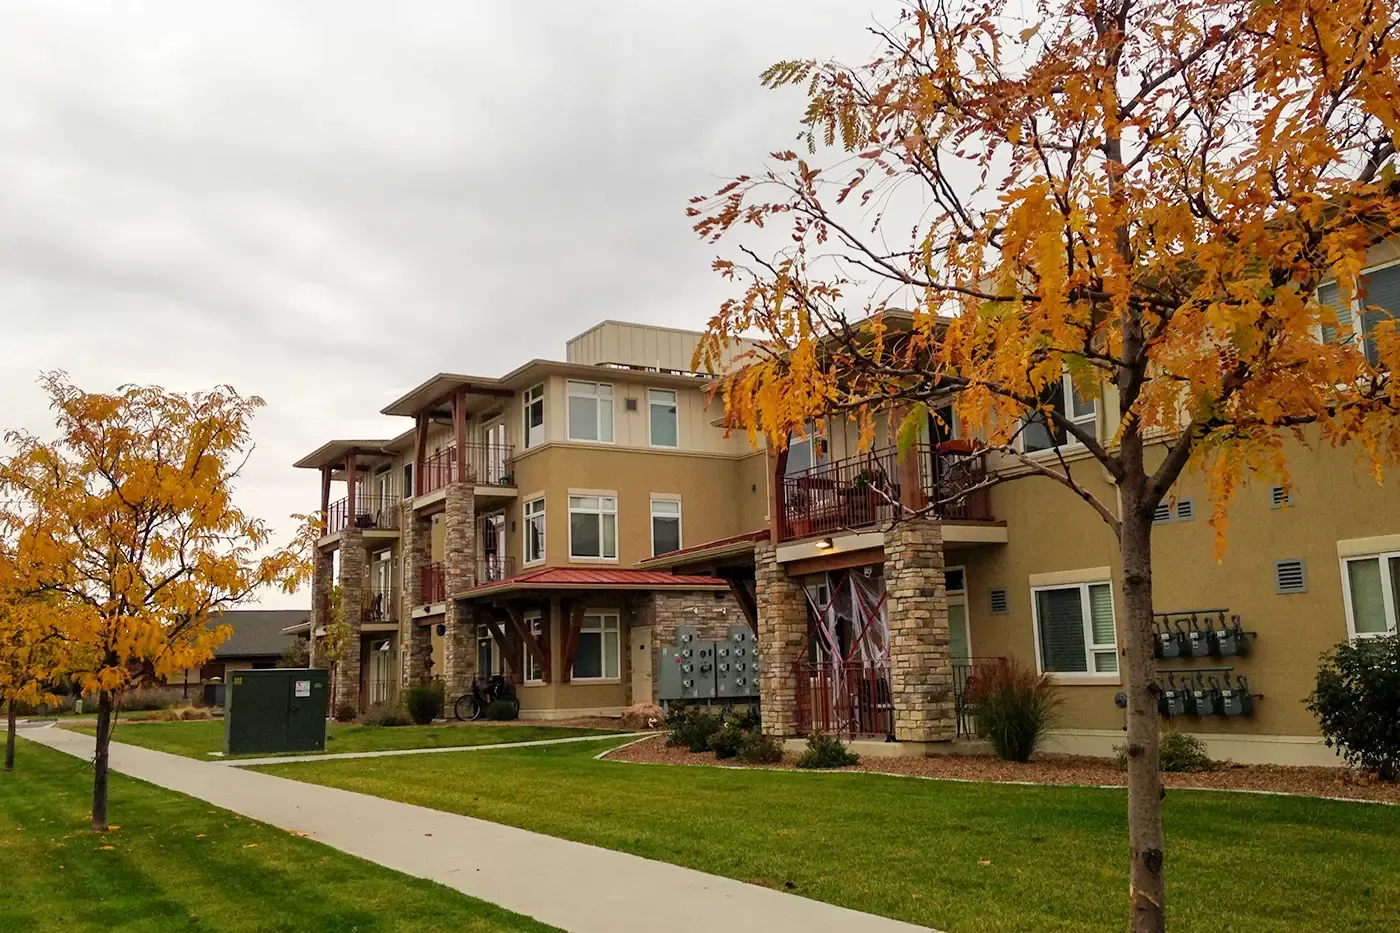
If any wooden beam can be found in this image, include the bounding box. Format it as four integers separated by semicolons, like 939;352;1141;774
414;414;428;496
767;443;789;545
483;614;518;683
725;577;759;635
452;389;468;484
504;603;549;683
559;601;586;684
319;466;332;533
784;547;884;578
345;449;358;523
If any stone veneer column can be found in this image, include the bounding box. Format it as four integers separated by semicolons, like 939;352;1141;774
398;503;433;689
440;483;477;710
754;543;808;737
307;544;333;669
332;527;366;713
884;519;955;744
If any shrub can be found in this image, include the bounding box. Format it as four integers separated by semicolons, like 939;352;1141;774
963;658;1061;762
278;640;311;668
729;705;761;731
739;731;784;764
404;682;444;725
117;693;176;712
364;703;411;727
483;698;518;721
333;702;358;723
795;730;860;769
667;706;722;752
1114;730;1216;772
708;722;746;760
1307;634;1400;779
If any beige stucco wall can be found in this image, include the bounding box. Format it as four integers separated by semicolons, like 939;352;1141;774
957;430;1400;738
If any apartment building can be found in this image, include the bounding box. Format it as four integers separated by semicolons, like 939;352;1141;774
294;321;769;719
641;240;1400;767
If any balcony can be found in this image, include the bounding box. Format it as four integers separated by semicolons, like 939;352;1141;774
477;554;515;585
778;443;991;542
326;495;400;535
362;583;396;624
420;562;445;605
419;443;515;496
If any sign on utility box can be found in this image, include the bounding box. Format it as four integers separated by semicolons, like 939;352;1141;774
224;668;329;757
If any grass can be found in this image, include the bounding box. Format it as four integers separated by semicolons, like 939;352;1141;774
0;739;557;933
259;737;1400;933
64;720;620;760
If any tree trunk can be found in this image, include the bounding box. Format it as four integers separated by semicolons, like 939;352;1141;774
92;690;113;832
4;698;15;772
1120;506;1165;932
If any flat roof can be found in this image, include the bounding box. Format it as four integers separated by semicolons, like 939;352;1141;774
292;439;399;471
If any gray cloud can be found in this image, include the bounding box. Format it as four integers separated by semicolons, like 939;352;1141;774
0;0;900;605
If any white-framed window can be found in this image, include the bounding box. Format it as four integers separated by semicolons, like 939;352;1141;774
651;498;682;556
523;611;545;683
523;497;546;565
523;384;545;449
1319;259;1400;366
785;424;828;476
1032;580;1118;675
476;624;504;677
1022;371;1097;453
567;380;614;443
568;495;618;560
648;388;679;448
1342;551;1400;637
572;612;620;680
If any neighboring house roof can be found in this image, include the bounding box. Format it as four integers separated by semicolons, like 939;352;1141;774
462;567;729;600
210;609;307;659
636;529;768;571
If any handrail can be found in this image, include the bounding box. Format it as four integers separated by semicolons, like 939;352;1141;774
419;443;515;495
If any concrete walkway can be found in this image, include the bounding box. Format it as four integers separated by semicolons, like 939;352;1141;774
222;731;654;767
25;725;935;933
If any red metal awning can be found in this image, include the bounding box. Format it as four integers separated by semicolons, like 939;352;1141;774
463;566;730;599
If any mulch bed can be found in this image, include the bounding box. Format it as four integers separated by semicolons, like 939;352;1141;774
602;735;1400;804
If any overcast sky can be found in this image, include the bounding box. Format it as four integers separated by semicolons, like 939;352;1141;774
0;1;902;607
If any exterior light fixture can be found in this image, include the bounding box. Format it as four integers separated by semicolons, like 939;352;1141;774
815;537;834;550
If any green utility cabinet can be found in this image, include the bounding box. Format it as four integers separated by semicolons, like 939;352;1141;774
224;668;328;756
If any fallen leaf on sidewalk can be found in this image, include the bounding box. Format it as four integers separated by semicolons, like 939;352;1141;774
978;859;992;866
242;843;258;849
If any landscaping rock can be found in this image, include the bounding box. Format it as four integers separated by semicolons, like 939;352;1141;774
621;703;665;731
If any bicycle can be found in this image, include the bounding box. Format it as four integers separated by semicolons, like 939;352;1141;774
453;674;519;721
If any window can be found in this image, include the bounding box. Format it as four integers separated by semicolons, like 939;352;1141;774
1343;551;1400;637
523;497;546;564
568;495;617;559
523;384;545;449
572;612;620;680
1319;263;1400;366
567;381;614;442
1033;581;1118;675
651;498;681;556
402;462;413;499
1022;372;1097;453
785;426;828;476
524;612;545;683
648;388;679;448
476;625;503;676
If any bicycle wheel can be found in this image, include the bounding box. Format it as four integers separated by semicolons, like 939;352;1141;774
498;695;520;719
453;693;481;722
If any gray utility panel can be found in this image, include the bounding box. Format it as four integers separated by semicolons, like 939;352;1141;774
659;625;760;702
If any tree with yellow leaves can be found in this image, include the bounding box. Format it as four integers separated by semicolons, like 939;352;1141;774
0;550;70;773
0;373;316;830
690;2;1400;929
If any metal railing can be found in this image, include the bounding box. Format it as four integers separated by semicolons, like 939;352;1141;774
420;562;445;604
364;678;397;709
793;661;893;739
953;657;1005;739
477;554;515;585
419;443;516;495
362;583;396;624
778;443;991;541
326;495;400;535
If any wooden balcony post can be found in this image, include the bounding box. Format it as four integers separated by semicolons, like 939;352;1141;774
453;389;468;484
414;413;427;496
319;466;331;533
345;449;358;524
767;442;789;545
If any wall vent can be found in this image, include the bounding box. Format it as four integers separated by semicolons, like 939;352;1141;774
1152;502;1173;524
624;397;639;413
1275;558;1307;594
989;587;1010;615
1175;498;1195;521
1270;485;1293;508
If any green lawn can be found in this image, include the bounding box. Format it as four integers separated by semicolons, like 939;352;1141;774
0;739;556;933
259;738;1400;933
64;720;620;759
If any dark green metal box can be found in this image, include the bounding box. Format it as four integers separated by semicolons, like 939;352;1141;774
223;668;328;756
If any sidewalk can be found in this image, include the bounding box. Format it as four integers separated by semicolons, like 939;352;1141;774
25;725;936;933
222;731;653;767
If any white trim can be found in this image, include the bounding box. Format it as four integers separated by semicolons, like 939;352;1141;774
1339;550;1400;639
1337;534;1400;558
566;379;615;444
646;387;680;449
1028;566;1113;588
1030;578;1119;678
522;383;546;450
649;495;683;557
567;494;618;560
570;611;622;682
1019;370;1099;456
946;564;971;662
522;496;547;566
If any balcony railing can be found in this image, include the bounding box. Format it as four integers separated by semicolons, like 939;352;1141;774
477;554;515;585
325;495;400;535
793;657;1001;739
419;443;516;496
362;583;397;624
420;562;445;605
778;443;991;542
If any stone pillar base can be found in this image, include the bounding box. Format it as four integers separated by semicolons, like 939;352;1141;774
755;543;807;738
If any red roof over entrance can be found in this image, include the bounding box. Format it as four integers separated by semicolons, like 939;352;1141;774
463;566;729;599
